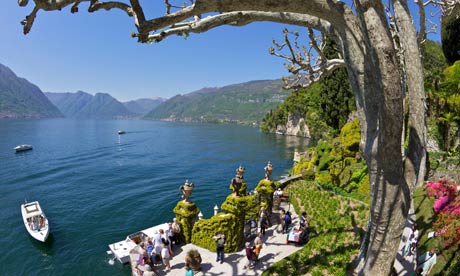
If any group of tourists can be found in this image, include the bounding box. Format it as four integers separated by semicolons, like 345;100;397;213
402;223;438;276
133;218;182;275
134;193;310;275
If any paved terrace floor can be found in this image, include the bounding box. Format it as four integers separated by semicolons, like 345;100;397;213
139;199;417;276
151;201;302;276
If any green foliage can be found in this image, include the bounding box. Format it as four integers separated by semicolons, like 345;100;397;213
292;119;367;199
260;83;332;140
191;213;236;252
173;201;201;243
422;40;448;91
338;119;361;157
260;37;354;138
441;6;460;64
228;179;248;197
442;61;460;93
318;37;355;130
263;180;369;275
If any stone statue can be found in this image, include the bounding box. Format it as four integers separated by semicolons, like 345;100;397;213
264;161;273;180
179;179;194;203
230;165;245;197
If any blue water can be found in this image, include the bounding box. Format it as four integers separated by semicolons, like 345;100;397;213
0;119;308;275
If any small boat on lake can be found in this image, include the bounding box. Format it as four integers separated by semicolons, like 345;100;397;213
117;130;126;135
21;201;50;242
14;144;33;152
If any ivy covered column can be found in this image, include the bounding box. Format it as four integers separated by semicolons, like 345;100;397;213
173;201;200;244
256;179;276;215
256;161;276;214
221;194;251;249
174;179;200;244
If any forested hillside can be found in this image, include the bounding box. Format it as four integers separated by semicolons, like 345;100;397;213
144;80;290;124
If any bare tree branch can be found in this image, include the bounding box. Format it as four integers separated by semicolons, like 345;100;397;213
142;11;333;42
270;28;345;90
20;5;39;34
19;0;134;34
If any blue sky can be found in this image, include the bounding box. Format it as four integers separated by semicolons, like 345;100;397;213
0;1;441;102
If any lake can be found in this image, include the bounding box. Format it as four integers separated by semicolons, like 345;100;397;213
0;119;309;275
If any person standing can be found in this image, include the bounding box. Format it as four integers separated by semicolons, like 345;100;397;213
299;211;307;230
172;217;182;245
213;233;226;264
403;224;419;257
161;242;171;272
417;248;437;276
253;232;263;264
166;222;175;249
283;211;292;234
152;230;163;265
243;242;258;269
259;207;270;236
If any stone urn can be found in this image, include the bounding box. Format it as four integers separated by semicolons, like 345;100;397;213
185;249;202;271
179;179;194;203
264;161;273;180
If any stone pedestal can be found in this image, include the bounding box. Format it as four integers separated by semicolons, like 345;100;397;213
174;201;200;244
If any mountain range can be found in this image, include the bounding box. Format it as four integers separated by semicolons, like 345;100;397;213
45;91;136;119
0;63;62;118
144;80;290;124
123;97;165;116
0;62;289;123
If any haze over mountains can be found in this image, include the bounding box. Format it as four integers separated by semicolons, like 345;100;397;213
0;62;289;123
46;91;129;119
0;63;62;118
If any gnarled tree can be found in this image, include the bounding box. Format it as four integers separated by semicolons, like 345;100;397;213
18;0;460;275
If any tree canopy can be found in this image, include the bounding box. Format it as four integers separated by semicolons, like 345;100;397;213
18;0;460;275
441;5;460;64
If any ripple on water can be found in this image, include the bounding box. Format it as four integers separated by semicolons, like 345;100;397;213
0;119;306;275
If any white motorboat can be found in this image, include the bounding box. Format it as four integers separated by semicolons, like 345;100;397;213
14;144;33;152
21;201;50;242
117;130;126;135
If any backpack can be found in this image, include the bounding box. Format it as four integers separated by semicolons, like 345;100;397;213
217;237;225;249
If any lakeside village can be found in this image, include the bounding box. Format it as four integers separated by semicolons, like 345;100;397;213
108;161;308;276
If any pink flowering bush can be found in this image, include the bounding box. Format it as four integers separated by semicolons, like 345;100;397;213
423;180;459;214
424;179;460;248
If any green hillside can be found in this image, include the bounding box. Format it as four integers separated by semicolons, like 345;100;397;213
144;80;290;124
0;63;62;118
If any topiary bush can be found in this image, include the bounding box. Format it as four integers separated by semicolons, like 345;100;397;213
191;213;235;252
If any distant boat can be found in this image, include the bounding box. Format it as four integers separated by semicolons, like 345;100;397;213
117;130;126;135
14;144;33;152
21;201;50;242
